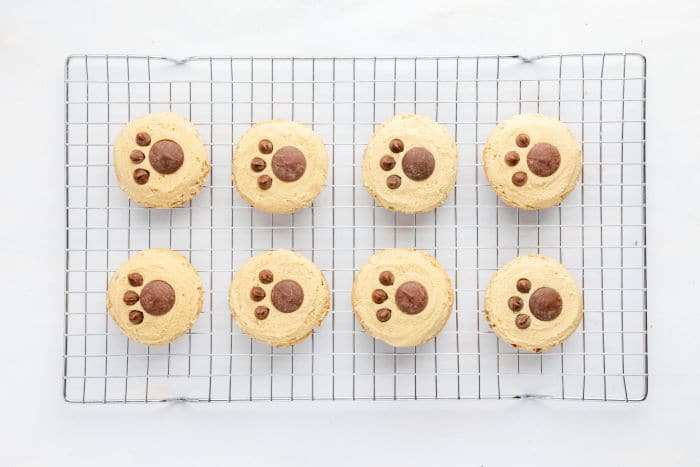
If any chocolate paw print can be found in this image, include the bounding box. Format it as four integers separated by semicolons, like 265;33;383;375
122;272;176;324
505;133;561;187
249;269;304;319
372;270;429;322
129;131;185;185
508;277;562;333
250;139;306;190
380;138;435;190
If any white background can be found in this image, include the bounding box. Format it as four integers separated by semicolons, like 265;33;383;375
1;0;698;465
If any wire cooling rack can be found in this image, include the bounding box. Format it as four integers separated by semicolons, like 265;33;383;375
64;54;647;402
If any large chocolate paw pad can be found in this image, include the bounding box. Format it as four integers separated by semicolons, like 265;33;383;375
272;146;306;182
271;280;304;313
529;287;562;321
395;281;429;315
140;280;176;316
527;143;561;177
149;140;184;174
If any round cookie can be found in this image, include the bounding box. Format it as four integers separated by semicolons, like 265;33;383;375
352;249;454;347
229;250;330;347
232;119;328;214
482;113;582;210
113;112;210;207
362;114;458;214
484;254;583;352
106;249;204;346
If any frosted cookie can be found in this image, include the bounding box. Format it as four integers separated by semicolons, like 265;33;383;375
352;248;453;347
106;249;203;346
229;250;330;347
482;113;582;210
362;114;458;213
484;254;583;352
232;119;328;214
113;112;210;207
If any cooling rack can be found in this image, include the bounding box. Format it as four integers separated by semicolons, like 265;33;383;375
64;53;647;402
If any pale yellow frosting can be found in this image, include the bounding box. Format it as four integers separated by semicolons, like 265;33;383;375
113;112;210;208
482;113;581;210
232;119;328;214
352;248;454;347
229;250;330;347
106;249;204;346
484;254;583;352
362;114;458;213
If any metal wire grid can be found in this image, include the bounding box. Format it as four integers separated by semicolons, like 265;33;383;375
64;54;647;402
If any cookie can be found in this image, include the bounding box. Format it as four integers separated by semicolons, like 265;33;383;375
362;114;458;213
482;113;582;210
113;113;210;208
229;250;330;347
106;249;204;346
484;254;583;352
232;119;328;214
352;248;454;347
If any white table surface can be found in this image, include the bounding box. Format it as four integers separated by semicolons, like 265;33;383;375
1;0;698;465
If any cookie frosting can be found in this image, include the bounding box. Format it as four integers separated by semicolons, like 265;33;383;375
482;113;582;210
113;113;210;208
352;248;454;347
229;250;330;347
106;249;203;346
362;114;458;213
484;254;583;352
232;119;328;214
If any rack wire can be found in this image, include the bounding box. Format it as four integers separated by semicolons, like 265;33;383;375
64;54;647;402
